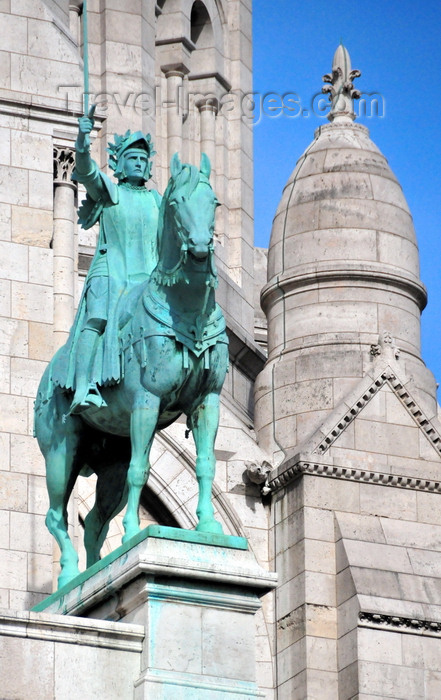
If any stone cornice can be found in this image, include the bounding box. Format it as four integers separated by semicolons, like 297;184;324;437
268;459;441;494
262;264;428;312
0;611;144;651
359;611;441;638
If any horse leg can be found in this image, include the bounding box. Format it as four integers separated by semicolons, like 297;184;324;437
84;458;129;567
122;400;160;543
189;392;223;534
45;439;81;589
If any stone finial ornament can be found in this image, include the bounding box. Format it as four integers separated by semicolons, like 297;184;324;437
370;330;400;360
322;42;361;123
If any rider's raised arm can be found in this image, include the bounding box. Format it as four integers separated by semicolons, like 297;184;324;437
73;108;109;203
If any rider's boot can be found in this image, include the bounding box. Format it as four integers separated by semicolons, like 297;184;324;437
70;327;107;414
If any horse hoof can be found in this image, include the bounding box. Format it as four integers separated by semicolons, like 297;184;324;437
196;519;224;535
57;569;80;590
122;529;139;545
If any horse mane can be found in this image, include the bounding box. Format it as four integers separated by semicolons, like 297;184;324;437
156;164;208;253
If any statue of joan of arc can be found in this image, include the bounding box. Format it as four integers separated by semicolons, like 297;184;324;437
52;108;162;413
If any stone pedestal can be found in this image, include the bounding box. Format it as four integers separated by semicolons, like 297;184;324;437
34;526;277;699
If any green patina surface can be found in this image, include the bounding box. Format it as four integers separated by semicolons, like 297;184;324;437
32;525;247;613
33;109;232;591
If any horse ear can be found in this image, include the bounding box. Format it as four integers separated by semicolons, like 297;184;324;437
170;152;182;179
200;152;211;180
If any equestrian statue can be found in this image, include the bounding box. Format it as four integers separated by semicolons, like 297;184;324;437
34;108;228;589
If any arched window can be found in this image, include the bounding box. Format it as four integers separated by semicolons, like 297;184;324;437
191;1;213;48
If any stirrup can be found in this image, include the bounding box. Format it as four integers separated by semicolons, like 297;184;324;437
70;384;107;414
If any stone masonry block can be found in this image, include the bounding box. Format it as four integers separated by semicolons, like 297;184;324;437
417;492;441;526
304;538;335;575
359;659;424;699
277;637;306;685
12;206;52;247
10;511;52;555
202;606;255;680
0;548;27;589
343;539;413;574
359;482;417;520
354;417;420;459
306;635;337;673
304;571;336;607
0;165;28;205
0;240;28;282
10;357;47;398
406;548;441;578
11;434;45;476
0;126;10;166
304;507;335;543
276;575;305;620
277;605;305;653
28;474;49;515
0;49;10;90
12;281;52;323
337;629;358;671
28;169;53;210
276;540;305;584
0;354;9;392
336;567;356;606
336;512;386;544
0;432;10;471
28;321;53;361
11;129;52;172
305;603;337;639
0;278;11;317
358;627;403;665
381;517;441;550
29;246;53;286
0;12;27;53
0;202;11;241
28;552;53;594
303;476;360;514
0;509;9;549
402;634;441;671
0;471;27;511
0;393;28;435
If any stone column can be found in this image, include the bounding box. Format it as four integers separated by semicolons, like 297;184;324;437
53;147;76;351
52;146;77;589
162;65;189;165
197;97;218;180
69;2;81;45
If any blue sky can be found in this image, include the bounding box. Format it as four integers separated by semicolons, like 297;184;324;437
252;0;441;400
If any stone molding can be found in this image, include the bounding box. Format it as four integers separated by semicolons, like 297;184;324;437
268;458;441;494
359;611;441;638
134;669;264;697
268;365;441;493
0;610;144;652
261;263;428;313
315;368;441;457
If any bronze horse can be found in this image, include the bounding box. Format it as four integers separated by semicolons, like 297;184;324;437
34;154;228;588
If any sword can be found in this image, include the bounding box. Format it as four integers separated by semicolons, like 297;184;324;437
83;0;90;116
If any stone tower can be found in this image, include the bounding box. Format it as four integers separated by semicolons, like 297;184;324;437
255;45;441;698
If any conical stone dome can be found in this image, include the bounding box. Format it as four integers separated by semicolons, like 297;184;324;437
255;46;437;460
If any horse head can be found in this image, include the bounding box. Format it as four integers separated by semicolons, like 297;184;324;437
154;153;219;286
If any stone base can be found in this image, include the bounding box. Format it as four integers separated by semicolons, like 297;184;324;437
34;526;277;698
